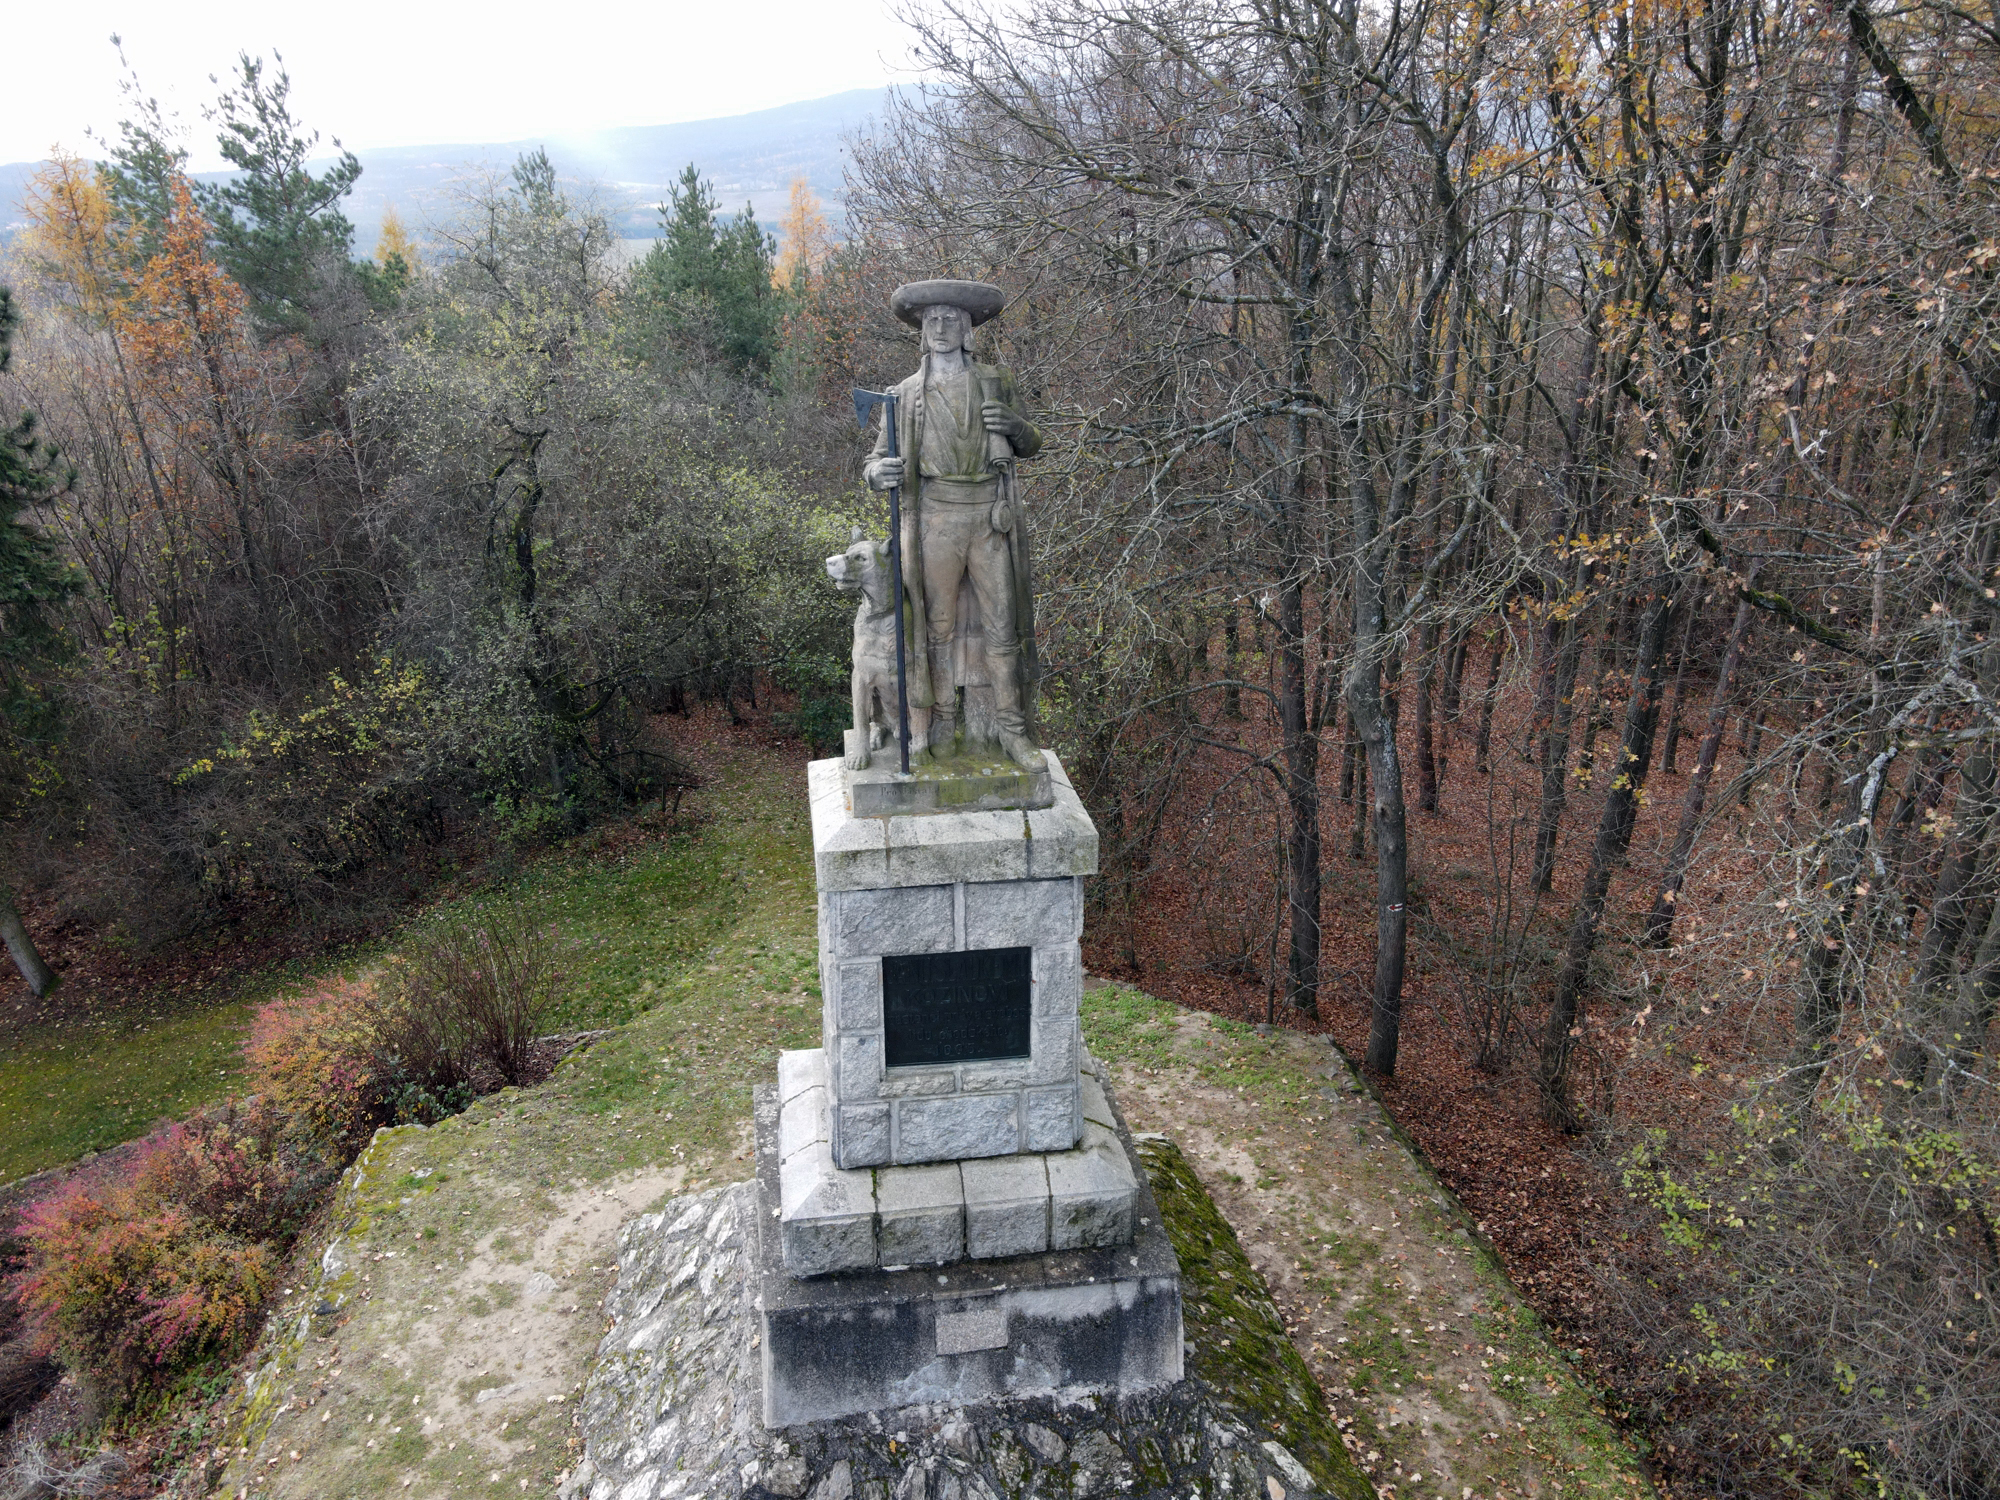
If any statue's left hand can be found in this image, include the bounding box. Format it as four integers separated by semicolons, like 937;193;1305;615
981;401;1022;439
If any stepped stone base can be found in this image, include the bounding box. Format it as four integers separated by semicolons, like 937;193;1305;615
773;1052;1139;1277
753;1074;1182;1427
570;1175;1328;1500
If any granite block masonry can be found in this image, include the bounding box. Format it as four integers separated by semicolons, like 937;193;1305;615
774;1049;1140;1277
751;1081;1183;1427
809;753;1098;1170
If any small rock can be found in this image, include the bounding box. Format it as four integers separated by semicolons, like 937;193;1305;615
525;1271;559;1298
809;1459;853;1500
1069;1431;1132;1496
1261;1440;1315;1493
1021;1424;1066;1463
766;1456;810;1497
937;1413;980;1461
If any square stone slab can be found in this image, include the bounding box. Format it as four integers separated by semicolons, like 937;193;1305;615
845;752;1055;817
809;755;1097;892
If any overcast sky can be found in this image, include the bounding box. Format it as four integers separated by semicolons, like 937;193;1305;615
1;0;921;167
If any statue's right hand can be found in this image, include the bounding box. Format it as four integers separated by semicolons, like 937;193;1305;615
866;456;905;490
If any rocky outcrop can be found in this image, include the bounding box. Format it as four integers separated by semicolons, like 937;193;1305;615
568;1138;1375;1500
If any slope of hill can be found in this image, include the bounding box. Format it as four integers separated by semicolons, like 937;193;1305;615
0;87;890;254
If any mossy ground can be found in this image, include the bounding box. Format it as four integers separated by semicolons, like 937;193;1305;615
176;734;1646;1500
1088;984;1652;1499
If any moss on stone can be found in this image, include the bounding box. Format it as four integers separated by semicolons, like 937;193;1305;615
1137;1135;1376;1500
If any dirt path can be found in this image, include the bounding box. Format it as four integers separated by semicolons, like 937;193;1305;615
1085;980;1651;1500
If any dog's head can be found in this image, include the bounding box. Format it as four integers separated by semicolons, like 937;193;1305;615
825;527;886;593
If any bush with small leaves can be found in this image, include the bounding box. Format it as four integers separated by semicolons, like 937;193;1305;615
7;1107;307;1404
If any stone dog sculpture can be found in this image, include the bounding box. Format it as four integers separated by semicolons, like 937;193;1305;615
862;279;1045;771
824;527;917;771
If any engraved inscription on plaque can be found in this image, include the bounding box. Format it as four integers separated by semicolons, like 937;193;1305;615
882;946;1032;1068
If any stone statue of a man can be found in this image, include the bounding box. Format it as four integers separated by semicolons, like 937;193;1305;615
864;279;1045;770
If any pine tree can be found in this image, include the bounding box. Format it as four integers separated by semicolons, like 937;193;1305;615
0;287;77;1000
196;52;362;337
629;164;781;374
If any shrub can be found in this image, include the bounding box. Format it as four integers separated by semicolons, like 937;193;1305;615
8;1109;304;1404
401;902;569;1085
1609;1091;2000;1496
245;973;479;1141
243;979;382;1152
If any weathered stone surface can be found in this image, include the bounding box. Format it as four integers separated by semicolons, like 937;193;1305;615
959;1154;1050;1259
1047;1134;1137;1250
780;1135;877;1277
810;757;1097;893
832;885;956;959
780;1049;823;1104
1022;1084;1082;1154
779;1059;1131;1272
895;1093;1019;1163
757;1081;1180;1427
962;877;1080;950
876;1163;965;1266
846;757;1055;818
1032;941;1084;1016
834;962;884;1031
833;1102;891;1169
779;1082;830;1163
568;1138;1373;1500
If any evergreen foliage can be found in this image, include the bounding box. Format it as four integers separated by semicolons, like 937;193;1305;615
197;53;363;337
0;288;79;733
628;163;783;374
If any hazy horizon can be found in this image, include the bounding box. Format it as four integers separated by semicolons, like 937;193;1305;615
0;0;919;169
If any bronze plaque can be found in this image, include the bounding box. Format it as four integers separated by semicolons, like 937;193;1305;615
882;946;1032;1067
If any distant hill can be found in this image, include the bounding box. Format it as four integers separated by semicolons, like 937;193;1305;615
0;87;891;258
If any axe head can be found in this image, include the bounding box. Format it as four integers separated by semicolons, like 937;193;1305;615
853;386;893;429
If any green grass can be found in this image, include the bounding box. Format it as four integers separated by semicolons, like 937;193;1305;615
0;748;822;1187
0;999;258;1182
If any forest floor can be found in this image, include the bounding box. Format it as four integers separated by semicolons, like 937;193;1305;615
1082;652;1785;1466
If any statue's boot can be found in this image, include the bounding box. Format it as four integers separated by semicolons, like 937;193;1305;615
928;711;958;758
925;640;959;757
989;649;1046;771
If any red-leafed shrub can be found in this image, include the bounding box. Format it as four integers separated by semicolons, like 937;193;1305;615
244;971;478;1144
8;1107;306;1404
243;979;382;1151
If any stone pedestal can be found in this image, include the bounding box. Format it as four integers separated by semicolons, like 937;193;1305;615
757;754;1183;1429
809;755;1097;1170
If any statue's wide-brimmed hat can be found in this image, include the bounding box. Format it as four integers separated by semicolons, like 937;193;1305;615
889;279;1006;328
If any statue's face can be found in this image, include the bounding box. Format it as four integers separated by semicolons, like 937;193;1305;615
921;304;970;354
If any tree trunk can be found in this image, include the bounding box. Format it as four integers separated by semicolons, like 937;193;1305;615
1643;583;1756;946
1414;621;1439;813
1278;572;1321;1019
1531;617;1584;890
1223;610;1243;721
1536;590;1676;1128
1740;712;1764;806
1350;749;1370;860
0;888;55;999
1660;602;1698;775
1475;629;1505;774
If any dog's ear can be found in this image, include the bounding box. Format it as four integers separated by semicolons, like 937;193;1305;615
851;525;865;544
